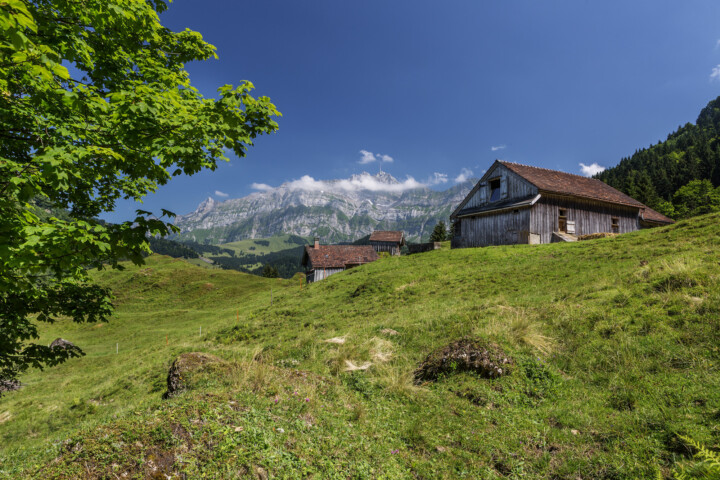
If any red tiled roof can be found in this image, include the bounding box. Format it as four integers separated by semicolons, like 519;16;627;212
369;231;404;243
303;245;378;269
499;161;645;207
641;206;674;224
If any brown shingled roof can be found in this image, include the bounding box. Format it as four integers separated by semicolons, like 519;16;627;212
641;206;674;224
499;161;645;207
303;245;378;269
369;231;405;243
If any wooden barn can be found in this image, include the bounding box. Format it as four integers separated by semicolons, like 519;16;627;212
369;230;406;256
450;160;674;249
301;238;378;283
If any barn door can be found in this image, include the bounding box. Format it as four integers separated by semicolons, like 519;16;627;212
558;209;567;232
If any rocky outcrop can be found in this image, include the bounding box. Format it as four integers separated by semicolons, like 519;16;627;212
173;172;476;244
413;337;512;384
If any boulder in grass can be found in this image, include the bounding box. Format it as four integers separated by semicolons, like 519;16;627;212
413;337;512;384
163;352;225;399
50;338;76;350
0;379;21;393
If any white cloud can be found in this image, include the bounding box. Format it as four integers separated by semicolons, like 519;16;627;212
358;150;394;164
491;145;506;152
250;182;273;191
359;150;377;164
250;172;450;194
454;168;473;183
711;65;720;81
427;172;448;185
336;174;425;192
579;162;606;177
716;39;720;48
214;190;229;197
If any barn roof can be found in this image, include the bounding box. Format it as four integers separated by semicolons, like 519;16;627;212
455;194;540;218
302;245;378;269
641;206;674;225
369;230;405;243
498;161;645;207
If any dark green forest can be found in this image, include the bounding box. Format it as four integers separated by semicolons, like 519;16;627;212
147;237;199;259
208;246;305;279
597;96;720;218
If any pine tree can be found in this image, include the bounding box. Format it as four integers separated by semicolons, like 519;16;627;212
429;221;448;242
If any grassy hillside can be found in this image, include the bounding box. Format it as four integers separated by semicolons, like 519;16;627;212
0;258;289;472
220;234;311;257
3;215;720;478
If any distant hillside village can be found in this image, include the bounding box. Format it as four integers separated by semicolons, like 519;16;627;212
300;160;673;283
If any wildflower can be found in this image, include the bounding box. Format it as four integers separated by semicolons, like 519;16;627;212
391;449;399;454
305;398;310;402
276;427;285;433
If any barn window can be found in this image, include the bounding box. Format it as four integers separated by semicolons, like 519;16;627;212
513;209;519;214
489;178;501;202
611;217;619;233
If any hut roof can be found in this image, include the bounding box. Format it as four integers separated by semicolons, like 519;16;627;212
369;231;405;243
302;245;378;269
641;206;675;225
499;161;645;207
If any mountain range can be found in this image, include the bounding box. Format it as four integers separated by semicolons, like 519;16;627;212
173;171;475;244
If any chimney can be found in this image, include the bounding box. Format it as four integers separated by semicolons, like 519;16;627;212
314;237;319;249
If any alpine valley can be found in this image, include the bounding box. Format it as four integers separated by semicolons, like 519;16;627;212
173;171;476;244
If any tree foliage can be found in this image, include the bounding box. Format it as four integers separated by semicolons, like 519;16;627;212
670;179;720;219
429;221;448;242
148;237;199;259
262;264;280;278
0;0;279;386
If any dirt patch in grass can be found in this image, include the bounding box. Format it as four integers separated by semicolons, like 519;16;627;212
578;232;618;241
413;337;513;384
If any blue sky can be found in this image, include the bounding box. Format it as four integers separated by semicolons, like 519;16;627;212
103;0;720;223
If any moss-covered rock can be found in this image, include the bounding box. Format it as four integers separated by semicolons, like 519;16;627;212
163;352;225;399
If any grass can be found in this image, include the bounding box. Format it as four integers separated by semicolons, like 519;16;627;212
2;214;720;478
0;257;287;472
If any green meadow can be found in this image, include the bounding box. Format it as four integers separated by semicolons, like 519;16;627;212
220;234;311;257
2;214;720;478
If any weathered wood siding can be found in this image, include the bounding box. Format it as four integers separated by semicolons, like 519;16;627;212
370;241;401;256
530;195;639;244
464;164;537;209
307;267;345;283
456;208;531;248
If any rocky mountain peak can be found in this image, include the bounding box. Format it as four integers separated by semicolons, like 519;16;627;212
175;174;478;244
194;196;216;215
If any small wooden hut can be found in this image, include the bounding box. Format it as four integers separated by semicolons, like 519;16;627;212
301;238;378;283
369;231;406;256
